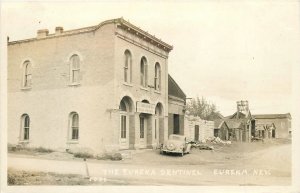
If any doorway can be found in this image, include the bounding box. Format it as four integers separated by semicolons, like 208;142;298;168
195;125;199;141
139;114;148;148
119;96;133;150
173;114;180;134
120;113;129;149
272;129;276;138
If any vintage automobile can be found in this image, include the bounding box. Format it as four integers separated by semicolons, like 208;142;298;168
160;134;191;156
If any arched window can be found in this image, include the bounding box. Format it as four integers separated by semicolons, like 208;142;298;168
23;61;32;88
140;57;148;87
21;114;30;140
69;112;79;140
154;63;161;91
124;50;132;83
120;100;127;112
70;55;80;84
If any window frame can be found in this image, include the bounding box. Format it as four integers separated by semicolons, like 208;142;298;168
22;61;32;88
140;57;148;88
154;63;161;91
69;112;79;141
124;50;132;84
20;114;30;141
69;55;81;85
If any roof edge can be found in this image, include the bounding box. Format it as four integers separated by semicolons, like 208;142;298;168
8;17;173;50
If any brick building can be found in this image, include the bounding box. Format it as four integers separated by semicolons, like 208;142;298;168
7;18;186;153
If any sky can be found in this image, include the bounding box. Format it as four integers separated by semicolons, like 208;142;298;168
2;0;300;116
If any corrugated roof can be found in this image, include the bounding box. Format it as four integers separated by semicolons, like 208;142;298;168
253;113;291;119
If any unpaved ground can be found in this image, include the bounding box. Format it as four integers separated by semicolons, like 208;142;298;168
7;139;291;185
7;169;111;185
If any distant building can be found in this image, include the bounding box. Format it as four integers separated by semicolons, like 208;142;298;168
214;100;254;142
213;119;230;141
184;115;214;141
252;113;292;139
214;101;292;141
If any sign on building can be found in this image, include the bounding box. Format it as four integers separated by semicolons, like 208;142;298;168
136;101;156;114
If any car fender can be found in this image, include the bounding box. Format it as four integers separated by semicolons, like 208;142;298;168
184;144;192;153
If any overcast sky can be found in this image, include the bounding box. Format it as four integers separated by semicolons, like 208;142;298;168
2;1;300;115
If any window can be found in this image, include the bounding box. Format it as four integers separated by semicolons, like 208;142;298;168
70;55;80;84
23;61;32;88
70;112;79;140
154;63;161;91
121;115;127;138
140;57;148;87
140;117;145;138
155;119;157;139
124;50;132;83
21;114;30;140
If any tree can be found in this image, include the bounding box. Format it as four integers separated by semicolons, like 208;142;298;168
186;96;222;120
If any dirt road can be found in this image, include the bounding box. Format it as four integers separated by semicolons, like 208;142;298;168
8;141;291;185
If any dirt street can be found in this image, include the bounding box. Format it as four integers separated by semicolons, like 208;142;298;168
8;139;291;185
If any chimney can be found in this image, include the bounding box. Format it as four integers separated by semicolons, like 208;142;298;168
55;26;64;35
37;29;49;38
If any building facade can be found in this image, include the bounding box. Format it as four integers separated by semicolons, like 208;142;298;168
252;113;292;139
215;100;254;142
184;115;214;142
8;18;185;154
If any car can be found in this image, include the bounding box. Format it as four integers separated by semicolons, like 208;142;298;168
160;134;191;156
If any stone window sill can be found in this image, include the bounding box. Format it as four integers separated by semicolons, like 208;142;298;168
123;82;133;87
140;86;149;91
21;87;32;91
19;140;30;144
67;140;79;144
68;82;81;87
154;90;161;94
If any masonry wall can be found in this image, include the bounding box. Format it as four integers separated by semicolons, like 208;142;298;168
8;23;117;153
184;115;214;141
113;27;169;148
168;96;185;137
255;118;291;138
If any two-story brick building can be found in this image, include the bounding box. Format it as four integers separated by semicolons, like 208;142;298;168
7;18;186;154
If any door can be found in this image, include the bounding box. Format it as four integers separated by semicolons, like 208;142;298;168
154;117;159;145
139;116;147;148
272;129;276;138
119;114;129;149
194;125;199;141
173;114;180;134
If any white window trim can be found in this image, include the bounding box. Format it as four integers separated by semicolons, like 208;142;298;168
124;50;132;84
68;112;79;141
21;61;32;89
68;53;82;86
154;63;161;91
20;114;30;142
140;57;148;88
